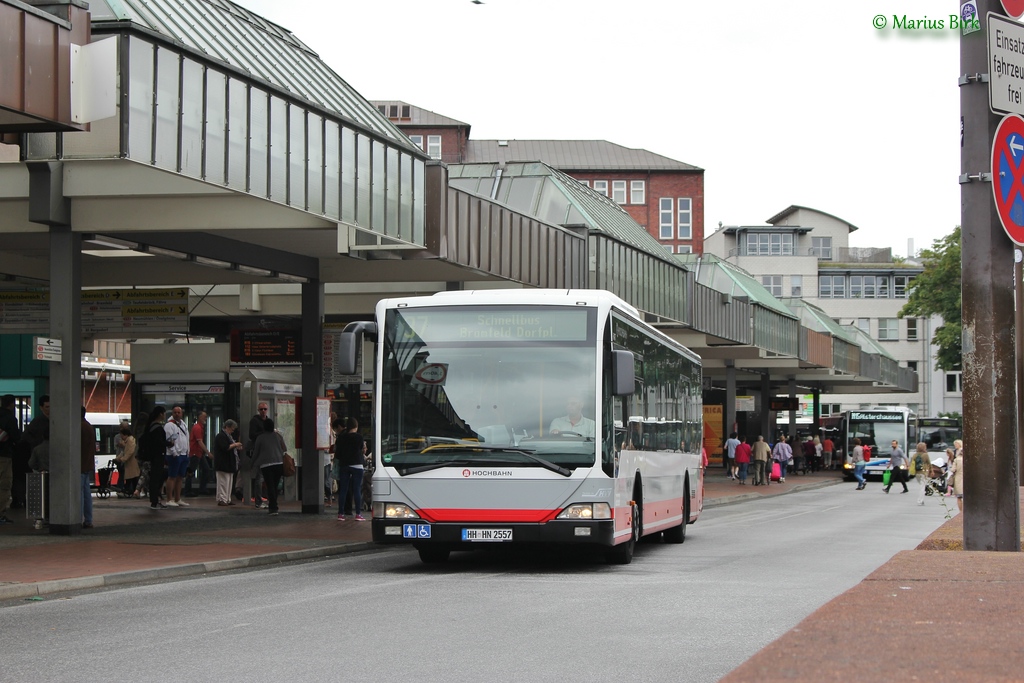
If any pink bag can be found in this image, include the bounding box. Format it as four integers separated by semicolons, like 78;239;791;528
771;461;781;481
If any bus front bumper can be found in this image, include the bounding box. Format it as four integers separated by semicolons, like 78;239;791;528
371;518;617;546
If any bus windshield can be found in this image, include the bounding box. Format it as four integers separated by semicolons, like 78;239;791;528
916;420;962;451
380;306;599;472
847;413;907;452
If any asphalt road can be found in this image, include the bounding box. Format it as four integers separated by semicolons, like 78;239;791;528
0;484;949;683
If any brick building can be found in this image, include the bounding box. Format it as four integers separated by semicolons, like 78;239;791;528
371;100;705;254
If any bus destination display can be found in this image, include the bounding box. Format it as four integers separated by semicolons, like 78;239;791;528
397;308;590;343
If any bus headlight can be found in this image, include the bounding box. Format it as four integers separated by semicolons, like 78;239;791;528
373;502;419;519
557;503;611;520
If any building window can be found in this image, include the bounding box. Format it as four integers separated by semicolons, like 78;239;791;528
593;180;608;197
677;198;692;239
761;275;783;296
864;275;877;298
857;318;870;335
811;236;832;259
409;135;423;151
747;232;794;255
660;198;673;239
819;275;846;298
906;317;918;341
676;245;693;254
821;403;842;416
401;105;410;118
612;181;627;204
426;135;442;159
388;104;399;118
377;105;386;115
790;275;802;297
894;275;913;298
878;318;898;340
663;245;674;253
630;180;645;204
945;371;962;393
877;276;890;298
579;180;590;188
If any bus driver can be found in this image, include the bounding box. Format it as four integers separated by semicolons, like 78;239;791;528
549;397;596;438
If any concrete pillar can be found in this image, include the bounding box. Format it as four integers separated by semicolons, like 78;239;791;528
760;373;771;441
48;226;83;535
725;362;736;438
787;377;797;442
300;278;324;514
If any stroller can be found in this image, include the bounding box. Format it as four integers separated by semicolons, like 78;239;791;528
93;458;117;499
923;455;948;496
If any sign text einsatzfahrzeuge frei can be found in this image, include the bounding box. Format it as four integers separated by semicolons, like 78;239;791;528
990;13;1024;116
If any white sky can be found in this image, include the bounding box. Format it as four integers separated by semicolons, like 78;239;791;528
244;0;963;257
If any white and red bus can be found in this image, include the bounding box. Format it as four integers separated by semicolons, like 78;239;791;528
339;289;704;564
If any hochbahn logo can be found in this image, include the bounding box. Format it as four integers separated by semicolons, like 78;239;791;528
462;469;513;477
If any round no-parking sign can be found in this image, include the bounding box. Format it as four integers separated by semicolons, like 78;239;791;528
991;113;1024;245
1003;0;1024;19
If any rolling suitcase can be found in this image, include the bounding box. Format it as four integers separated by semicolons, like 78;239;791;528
770;461;781;482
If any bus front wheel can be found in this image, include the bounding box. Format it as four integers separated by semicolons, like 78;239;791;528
607;499;640;565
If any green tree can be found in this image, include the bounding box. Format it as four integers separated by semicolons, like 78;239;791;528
898;226;961;371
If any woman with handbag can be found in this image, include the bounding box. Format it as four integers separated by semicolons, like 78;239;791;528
213;419;243;506
115;422;140;497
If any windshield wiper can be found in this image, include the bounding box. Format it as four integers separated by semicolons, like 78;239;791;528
399;458;473;476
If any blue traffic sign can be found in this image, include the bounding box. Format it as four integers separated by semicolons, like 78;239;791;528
991;114;1024;245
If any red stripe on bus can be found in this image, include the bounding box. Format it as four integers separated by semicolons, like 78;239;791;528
419;508;562;523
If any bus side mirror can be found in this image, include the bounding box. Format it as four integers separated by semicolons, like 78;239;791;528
612;350;635;396
339;321;377;376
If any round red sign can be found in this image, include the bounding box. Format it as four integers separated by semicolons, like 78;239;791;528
1004;0;1024;19
991;114;1024;245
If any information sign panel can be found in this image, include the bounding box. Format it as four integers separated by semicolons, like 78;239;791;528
989;13;1024;116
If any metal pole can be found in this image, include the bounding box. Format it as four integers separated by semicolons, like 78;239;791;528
1017;251;1024;490
961;1;1021;551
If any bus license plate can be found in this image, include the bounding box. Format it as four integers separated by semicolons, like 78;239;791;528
461;528;513;542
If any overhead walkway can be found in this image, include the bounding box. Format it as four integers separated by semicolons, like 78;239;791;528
0;0;914;535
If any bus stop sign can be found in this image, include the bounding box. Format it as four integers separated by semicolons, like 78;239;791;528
991;113;1024;245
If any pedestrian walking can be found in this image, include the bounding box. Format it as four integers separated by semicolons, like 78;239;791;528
947;446;965;513
249;418;285;516
771;434;793;483
723;432;740;480
751;435;770;486
822;433;835;470
884;439;909;494
734;435;751;484
912;442;930;505
851;437;867;490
